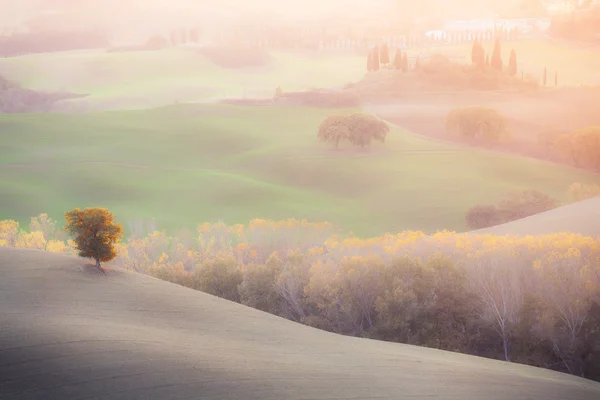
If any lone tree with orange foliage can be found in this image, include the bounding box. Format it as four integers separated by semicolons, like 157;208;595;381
64;208;123;273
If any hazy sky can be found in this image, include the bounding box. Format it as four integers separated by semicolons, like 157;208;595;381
0;0;532;26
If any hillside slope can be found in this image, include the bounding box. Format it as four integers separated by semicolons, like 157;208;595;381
471;196;600;237
2;104;600;237
1;247;600;399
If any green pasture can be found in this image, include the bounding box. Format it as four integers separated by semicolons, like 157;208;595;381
1;104;599;237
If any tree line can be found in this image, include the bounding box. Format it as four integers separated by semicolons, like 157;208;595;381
1;211;600;381
367;44;408;72
445;106;600;172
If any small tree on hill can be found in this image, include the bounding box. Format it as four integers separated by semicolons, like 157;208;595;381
491;39;502;71
446;106;509;147
367;50;373;72
555;71;558;86
508;49;517;76
380;43;390;66
317;113;389;150
64;208;123;273
393;49;402;70
347;113;389;149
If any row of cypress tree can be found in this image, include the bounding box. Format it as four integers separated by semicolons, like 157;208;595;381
367;44;408;72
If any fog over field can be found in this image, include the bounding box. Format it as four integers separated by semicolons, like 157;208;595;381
2;1;600;399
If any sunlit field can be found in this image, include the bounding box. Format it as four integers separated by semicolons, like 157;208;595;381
1;103;599;237
0;38;598;113
0;49;366;110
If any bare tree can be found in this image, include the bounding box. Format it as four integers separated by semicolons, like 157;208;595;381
276;259;309;321
467;249;524;361
534;249;595;376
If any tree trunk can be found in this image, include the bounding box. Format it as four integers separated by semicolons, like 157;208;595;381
95;258;106;274
503;336;510;362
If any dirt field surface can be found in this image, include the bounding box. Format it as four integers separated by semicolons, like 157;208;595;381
470;196;600;237
2;247;600;400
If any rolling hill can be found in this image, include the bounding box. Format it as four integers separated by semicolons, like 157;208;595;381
2;104;600;237
2;246;600;399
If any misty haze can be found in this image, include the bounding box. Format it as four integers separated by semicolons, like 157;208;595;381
1;1;600;399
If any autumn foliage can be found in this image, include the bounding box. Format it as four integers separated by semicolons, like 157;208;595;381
2;214;600;380
64;208;124;272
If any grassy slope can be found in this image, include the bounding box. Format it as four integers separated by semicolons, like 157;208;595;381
0;49;365;110
1;104;599;237
0;38;597;111
1;247;600;399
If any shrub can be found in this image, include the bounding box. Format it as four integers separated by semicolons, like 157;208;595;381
145;35;170;50
568;182;600;202
465;190;560;230
465;204;499;230
194;254;243;302
446;106;509;146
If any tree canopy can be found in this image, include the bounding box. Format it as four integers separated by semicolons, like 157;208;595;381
64;207;123;272
446;106;509;146
318;113;389;150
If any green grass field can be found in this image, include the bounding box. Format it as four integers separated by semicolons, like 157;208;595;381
0;38;598;112
2;103;599;237
0;49;366;110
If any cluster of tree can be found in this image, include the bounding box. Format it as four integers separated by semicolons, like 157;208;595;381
558;126;600;171
0;30;109;57
317;113;389;149
367;44;408;72
471;39;517;76
0;75;85;113
538;126;600;171
445;106;510;147
3;213;600;380
465;189;559;230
